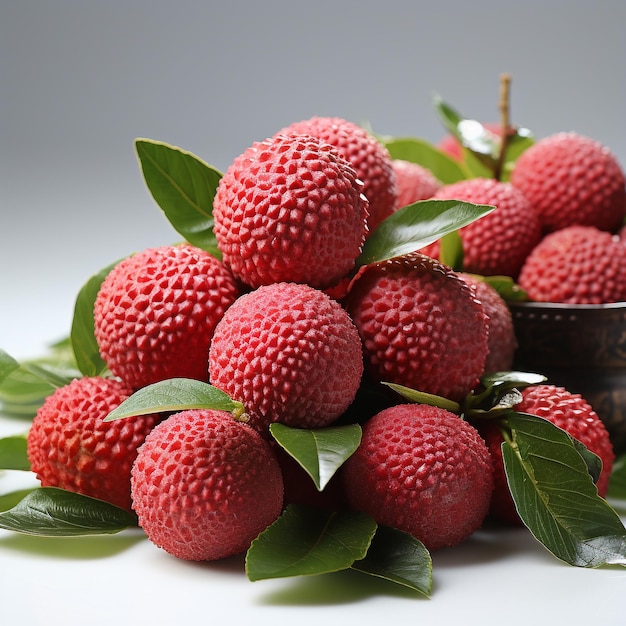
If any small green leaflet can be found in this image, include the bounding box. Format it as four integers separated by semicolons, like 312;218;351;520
0;487;137;536
104;377;244;421
382;382;461;413
502;411;626;567
135;139;222;258
608;454;626;501
0;434;30;471
0;349;19;385
245;504;377;581
269;423;362;491
357;199;494;266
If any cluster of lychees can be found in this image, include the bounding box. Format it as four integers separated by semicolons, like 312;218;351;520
25;115;620;563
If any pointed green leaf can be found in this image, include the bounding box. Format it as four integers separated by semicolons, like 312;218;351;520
0;434;30;470
352;525;432;596
476;274;528;302
0;349;19;385
104;377;244;421
0;487;137;536
0;489;37;513
20;362;81;389
71;260;120;377
135;139;222;257
245;504;377;581
438;230;464;270
357;199;494;266
382;382;461;413
269;423;361;491
502;411;626;567
608;454;626;500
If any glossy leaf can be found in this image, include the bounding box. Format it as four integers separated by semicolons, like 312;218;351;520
352;525;432;596
0;489;36;513
20;362;81;389
135;139;222;257
104;377;244;421
357;199;494;266
269;423;362;491
608;454;626;500
245;504;377;581
438;231;464;271
0;434;30;470
479;274;528;302
382;382;461;413
0;487;137;536
0;349;19;385
502;411;626;567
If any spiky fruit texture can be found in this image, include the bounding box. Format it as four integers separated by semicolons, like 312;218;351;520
517;225;626;303
460;274;517;374
208;282;364;433
130;409;284;561
27;376;160;511
94;244;239;390
342;403;494;551
511;131;626;234
430;178;542;278
391;159;442;209
479;384;615;525
345;253;489;403
212;133;369;290
276;116;396;231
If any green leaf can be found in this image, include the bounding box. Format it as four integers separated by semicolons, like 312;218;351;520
269;423;362;491
502;411;626;567
357;199;495;266
104;377;244;421
0;349;19;385
438;230;464;270
382;382;461;413
245;504;377;581
382;136;469;184
20;362;81;389
0;487;137;536
0;434;30;470
0;488;37;512
499;130;535;181
352;525;432;596
476;274;528;302
135;139;222;257
71;261;119;377
608;454;626;501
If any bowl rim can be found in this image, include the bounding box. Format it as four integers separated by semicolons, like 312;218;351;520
508;301;626;311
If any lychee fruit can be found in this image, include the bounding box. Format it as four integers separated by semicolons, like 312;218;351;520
459;273;518;374
511;131;626;234
428;177;542;279
130;409;284;561
341;403;494;551
517;225;626;304
27;376;161;511
479;384;615;525
94;244;239;390
212;132;369;290
344;252;489;403
391;159;442;209
275;116;396;231
208;282;364;434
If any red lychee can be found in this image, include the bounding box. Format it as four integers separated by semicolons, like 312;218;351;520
94;244;239;390
208;282;364;434
276;116;396;231
342;403;494;551
344;253;489;403
429;177;542;279
517;225;626;304
391;159;442;209
27;376;161;511
479;384;615;525
212;132;369;290
130;409;284;561
511;131;626;234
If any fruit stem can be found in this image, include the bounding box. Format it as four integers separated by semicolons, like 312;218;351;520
494;73;512;181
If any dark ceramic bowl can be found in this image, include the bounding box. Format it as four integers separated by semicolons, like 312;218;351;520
509;301;626;455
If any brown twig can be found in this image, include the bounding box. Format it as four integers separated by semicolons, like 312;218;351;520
494;73;512;181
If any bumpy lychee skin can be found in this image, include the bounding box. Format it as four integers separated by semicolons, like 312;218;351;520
511;131;626;233
517;225;626;304
27;376;160;511
94;244;239;390
479;384;615;525
208;282;364;434
460;273;518;373
345;253;489;403
212;133;369;290
131;409;284;561
342;403;494;551
276;116;396;231
430;178;542;279
391;159;442;209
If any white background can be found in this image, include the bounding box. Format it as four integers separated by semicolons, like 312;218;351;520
1;2;626;624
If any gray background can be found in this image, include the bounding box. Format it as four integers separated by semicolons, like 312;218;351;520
2;0;625;358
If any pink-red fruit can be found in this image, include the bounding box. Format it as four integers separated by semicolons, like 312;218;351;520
342;403;494;551
131;409;284;561
391;159;442;209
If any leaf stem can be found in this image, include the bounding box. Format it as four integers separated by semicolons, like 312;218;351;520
494;73;512;181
